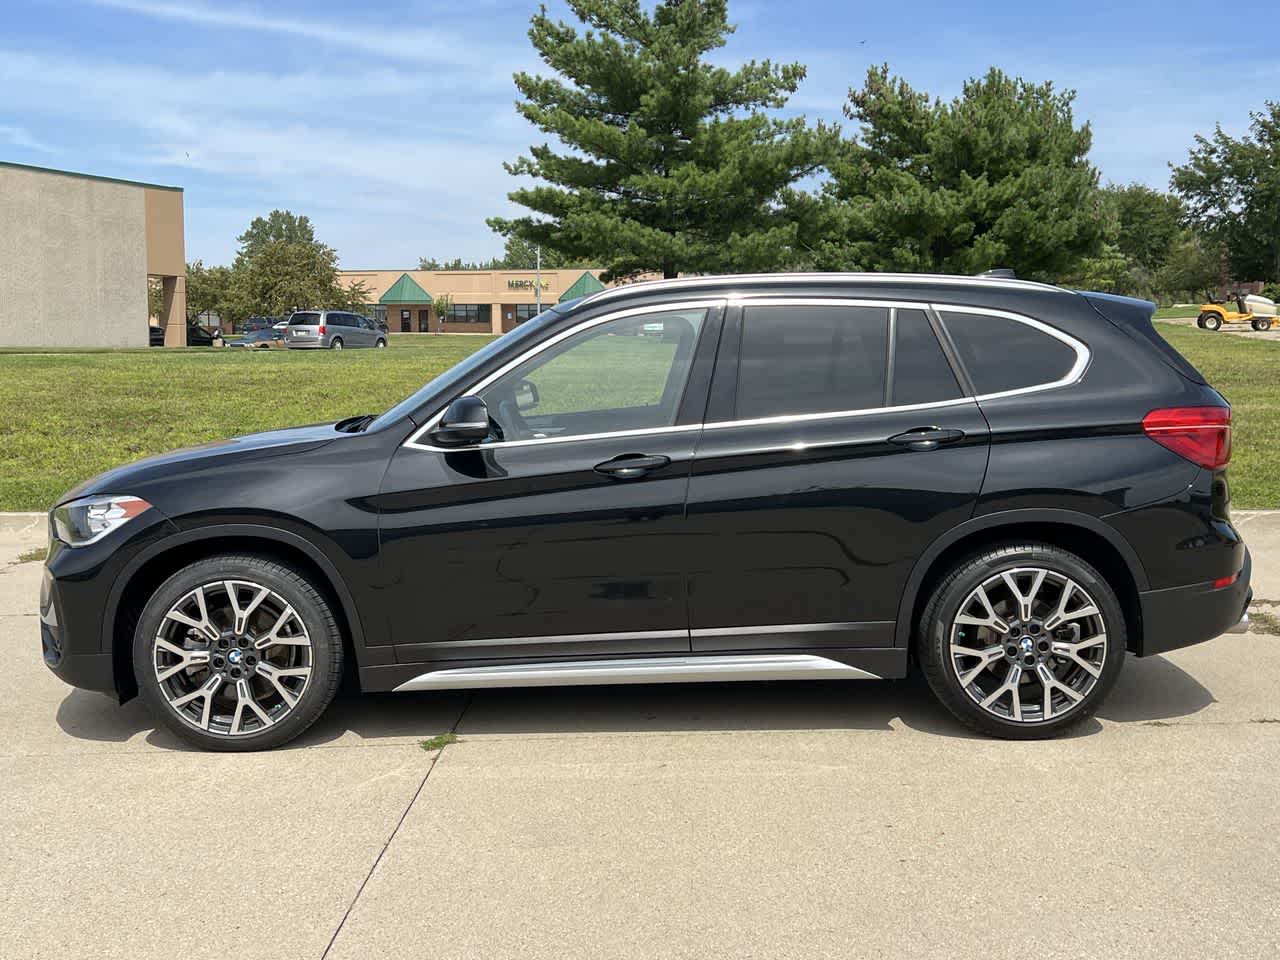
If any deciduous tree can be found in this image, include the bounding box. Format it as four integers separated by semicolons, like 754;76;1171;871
221;211;367;325
1171;102;1280;282
184;260;232;321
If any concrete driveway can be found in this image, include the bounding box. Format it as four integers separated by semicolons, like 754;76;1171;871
2;512;1278;959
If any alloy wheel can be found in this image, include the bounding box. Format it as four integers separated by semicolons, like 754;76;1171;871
152;580;312;736
948;567;1107;724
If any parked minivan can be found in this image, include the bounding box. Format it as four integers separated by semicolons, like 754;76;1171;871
41;273;1250;750
285;310;387;350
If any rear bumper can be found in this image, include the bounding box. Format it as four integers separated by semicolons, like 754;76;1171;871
1137;548;1252;656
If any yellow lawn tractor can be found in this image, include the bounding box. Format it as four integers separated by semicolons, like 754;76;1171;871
1197;293;1276;332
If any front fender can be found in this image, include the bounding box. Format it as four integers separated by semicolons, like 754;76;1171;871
101;520;381;667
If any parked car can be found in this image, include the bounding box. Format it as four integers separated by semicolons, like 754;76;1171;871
285;310;387;349
229;328;286;349
148;323;222;347
46;273;1250;750
241;316;278;334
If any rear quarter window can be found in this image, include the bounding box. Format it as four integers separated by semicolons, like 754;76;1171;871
939;311;1080;395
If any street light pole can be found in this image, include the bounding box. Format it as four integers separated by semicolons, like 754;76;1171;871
535;245;542;313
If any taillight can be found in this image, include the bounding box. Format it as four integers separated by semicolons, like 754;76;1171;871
318;325;326;335
1141;406;1231;470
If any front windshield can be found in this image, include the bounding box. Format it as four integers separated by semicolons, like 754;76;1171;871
366;306;567;431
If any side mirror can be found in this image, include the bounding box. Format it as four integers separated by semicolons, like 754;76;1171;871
514;378;540;412
430;396;490;445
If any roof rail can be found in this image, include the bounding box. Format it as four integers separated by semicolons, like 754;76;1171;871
976;268;1016;279
578;271;1062;307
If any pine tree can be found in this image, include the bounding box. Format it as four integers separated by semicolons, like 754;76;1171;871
817;66;1106;281
488;0;835;279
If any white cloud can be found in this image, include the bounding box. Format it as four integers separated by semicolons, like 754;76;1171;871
0;124;56;153
0;46;540;266
83;0;515;67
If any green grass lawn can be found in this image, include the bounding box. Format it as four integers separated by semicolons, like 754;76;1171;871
1;324;1276;511
1154;322;1279;509
0;335;494;511
1152;305;1201;320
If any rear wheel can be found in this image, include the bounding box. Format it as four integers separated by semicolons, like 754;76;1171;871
375;338;387;348
1201;312;1222;331
918;543;1126;739
330;337;344;350
133;554;343;751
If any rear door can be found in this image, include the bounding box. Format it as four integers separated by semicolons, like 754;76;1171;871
685;298;990;652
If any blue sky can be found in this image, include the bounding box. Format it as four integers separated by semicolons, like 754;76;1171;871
3;0;1275;268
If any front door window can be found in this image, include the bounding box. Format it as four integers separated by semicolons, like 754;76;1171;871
478;309;707;443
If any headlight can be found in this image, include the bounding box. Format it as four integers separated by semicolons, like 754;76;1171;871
51;495;152;547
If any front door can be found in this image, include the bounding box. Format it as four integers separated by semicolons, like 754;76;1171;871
685;300;989;651
377;304;722;663
418;309;430;333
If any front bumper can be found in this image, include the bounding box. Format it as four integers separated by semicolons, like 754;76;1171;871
40;565;117;693
1137;547;1252;656
40;509;179;698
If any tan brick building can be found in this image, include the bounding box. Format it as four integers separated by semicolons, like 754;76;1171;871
339;268;607;335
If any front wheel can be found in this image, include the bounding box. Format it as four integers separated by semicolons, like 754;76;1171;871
133;554;344;751
1252;318;1272;331
375;338;387;348
917;543;1126;739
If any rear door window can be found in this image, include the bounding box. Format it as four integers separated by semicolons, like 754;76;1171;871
736;304;888;420
939;311;1080;395
289;313;321;326
891;310;963;406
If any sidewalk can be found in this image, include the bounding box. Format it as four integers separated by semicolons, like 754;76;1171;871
1;514;1277;959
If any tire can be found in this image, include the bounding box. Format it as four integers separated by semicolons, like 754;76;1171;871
329;337;344;350
1201;312;1222;331
132;554;344;751
917;543;1126;740
1196;316;1206;328
1252;318;1272;332
375;338;387;349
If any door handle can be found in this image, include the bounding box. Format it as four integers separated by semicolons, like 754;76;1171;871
887;427;965;451
594;454;671;479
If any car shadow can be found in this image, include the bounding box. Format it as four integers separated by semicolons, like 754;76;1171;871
54;652;1216;751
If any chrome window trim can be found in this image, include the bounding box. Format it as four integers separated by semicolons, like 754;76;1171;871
401;297;1089;453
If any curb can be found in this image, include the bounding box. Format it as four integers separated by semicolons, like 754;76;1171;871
0;513;47;536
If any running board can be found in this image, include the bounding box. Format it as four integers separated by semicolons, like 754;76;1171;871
392;654;881;692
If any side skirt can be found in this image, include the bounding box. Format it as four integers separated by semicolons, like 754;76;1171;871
358;648;909;694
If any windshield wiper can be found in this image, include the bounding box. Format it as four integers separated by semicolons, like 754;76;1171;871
335;413;376;433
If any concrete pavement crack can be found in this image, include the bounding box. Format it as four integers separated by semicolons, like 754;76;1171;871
318;691;474;960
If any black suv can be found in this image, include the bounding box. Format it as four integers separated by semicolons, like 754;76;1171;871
42;274;1250;750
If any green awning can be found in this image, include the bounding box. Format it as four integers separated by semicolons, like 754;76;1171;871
379;273;432;304
559;271;606;303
